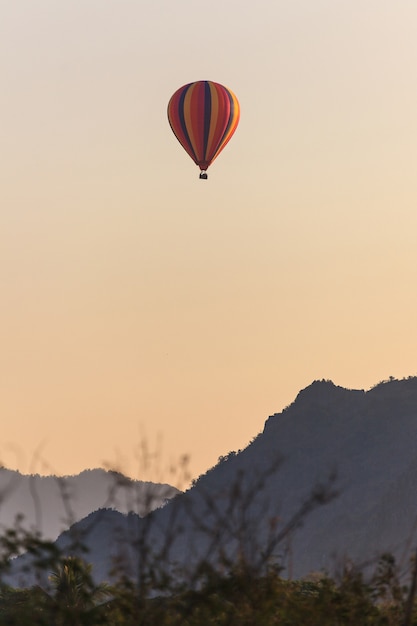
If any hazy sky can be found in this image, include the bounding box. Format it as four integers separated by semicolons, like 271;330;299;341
1;1;417;482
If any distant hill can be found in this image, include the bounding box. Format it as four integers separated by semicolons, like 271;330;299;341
0;468;180;540
9;377;417;587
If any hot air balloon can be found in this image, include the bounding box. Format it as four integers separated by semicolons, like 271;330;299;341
167;81;240;179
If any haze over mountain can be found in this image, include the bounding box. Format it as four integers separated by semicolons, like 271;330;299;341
9;377;417;586
0;468;180;540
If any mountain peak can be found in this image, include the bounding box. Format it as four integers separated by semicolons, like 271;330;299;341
263;379;364;433
293;379;365;409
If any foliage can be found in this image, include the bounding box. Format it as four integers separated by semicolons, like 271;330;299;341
1;459;417;624
1;558;415;625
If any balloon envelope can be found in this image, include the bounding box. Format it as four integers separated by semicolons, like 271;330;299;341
167;81;240;175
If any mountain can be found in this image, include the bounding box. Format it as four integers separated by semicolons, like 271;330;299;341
9;377;417;586
0;468;180;540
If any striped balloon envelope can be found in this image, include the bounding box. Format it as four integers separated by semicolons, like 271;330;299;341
167;81;240;179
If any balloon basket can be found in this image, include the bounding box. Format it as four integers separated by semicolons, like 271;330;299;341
199;172;208;180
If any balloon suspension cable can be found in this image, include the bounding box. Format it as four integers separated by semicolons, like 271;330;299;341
199;171;208;180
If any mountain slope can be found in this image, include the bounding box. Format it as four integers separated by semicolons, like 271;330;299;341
9;377;417;586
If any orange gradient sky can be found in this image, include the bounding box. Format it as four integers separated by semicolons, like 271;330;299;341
1;1;417;482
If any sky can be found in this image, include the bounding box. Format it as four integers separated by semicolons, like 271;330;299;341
1;0;417;483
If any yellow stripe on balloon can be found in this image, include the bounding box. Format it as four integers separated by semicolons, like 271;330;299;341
212;87;240;163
